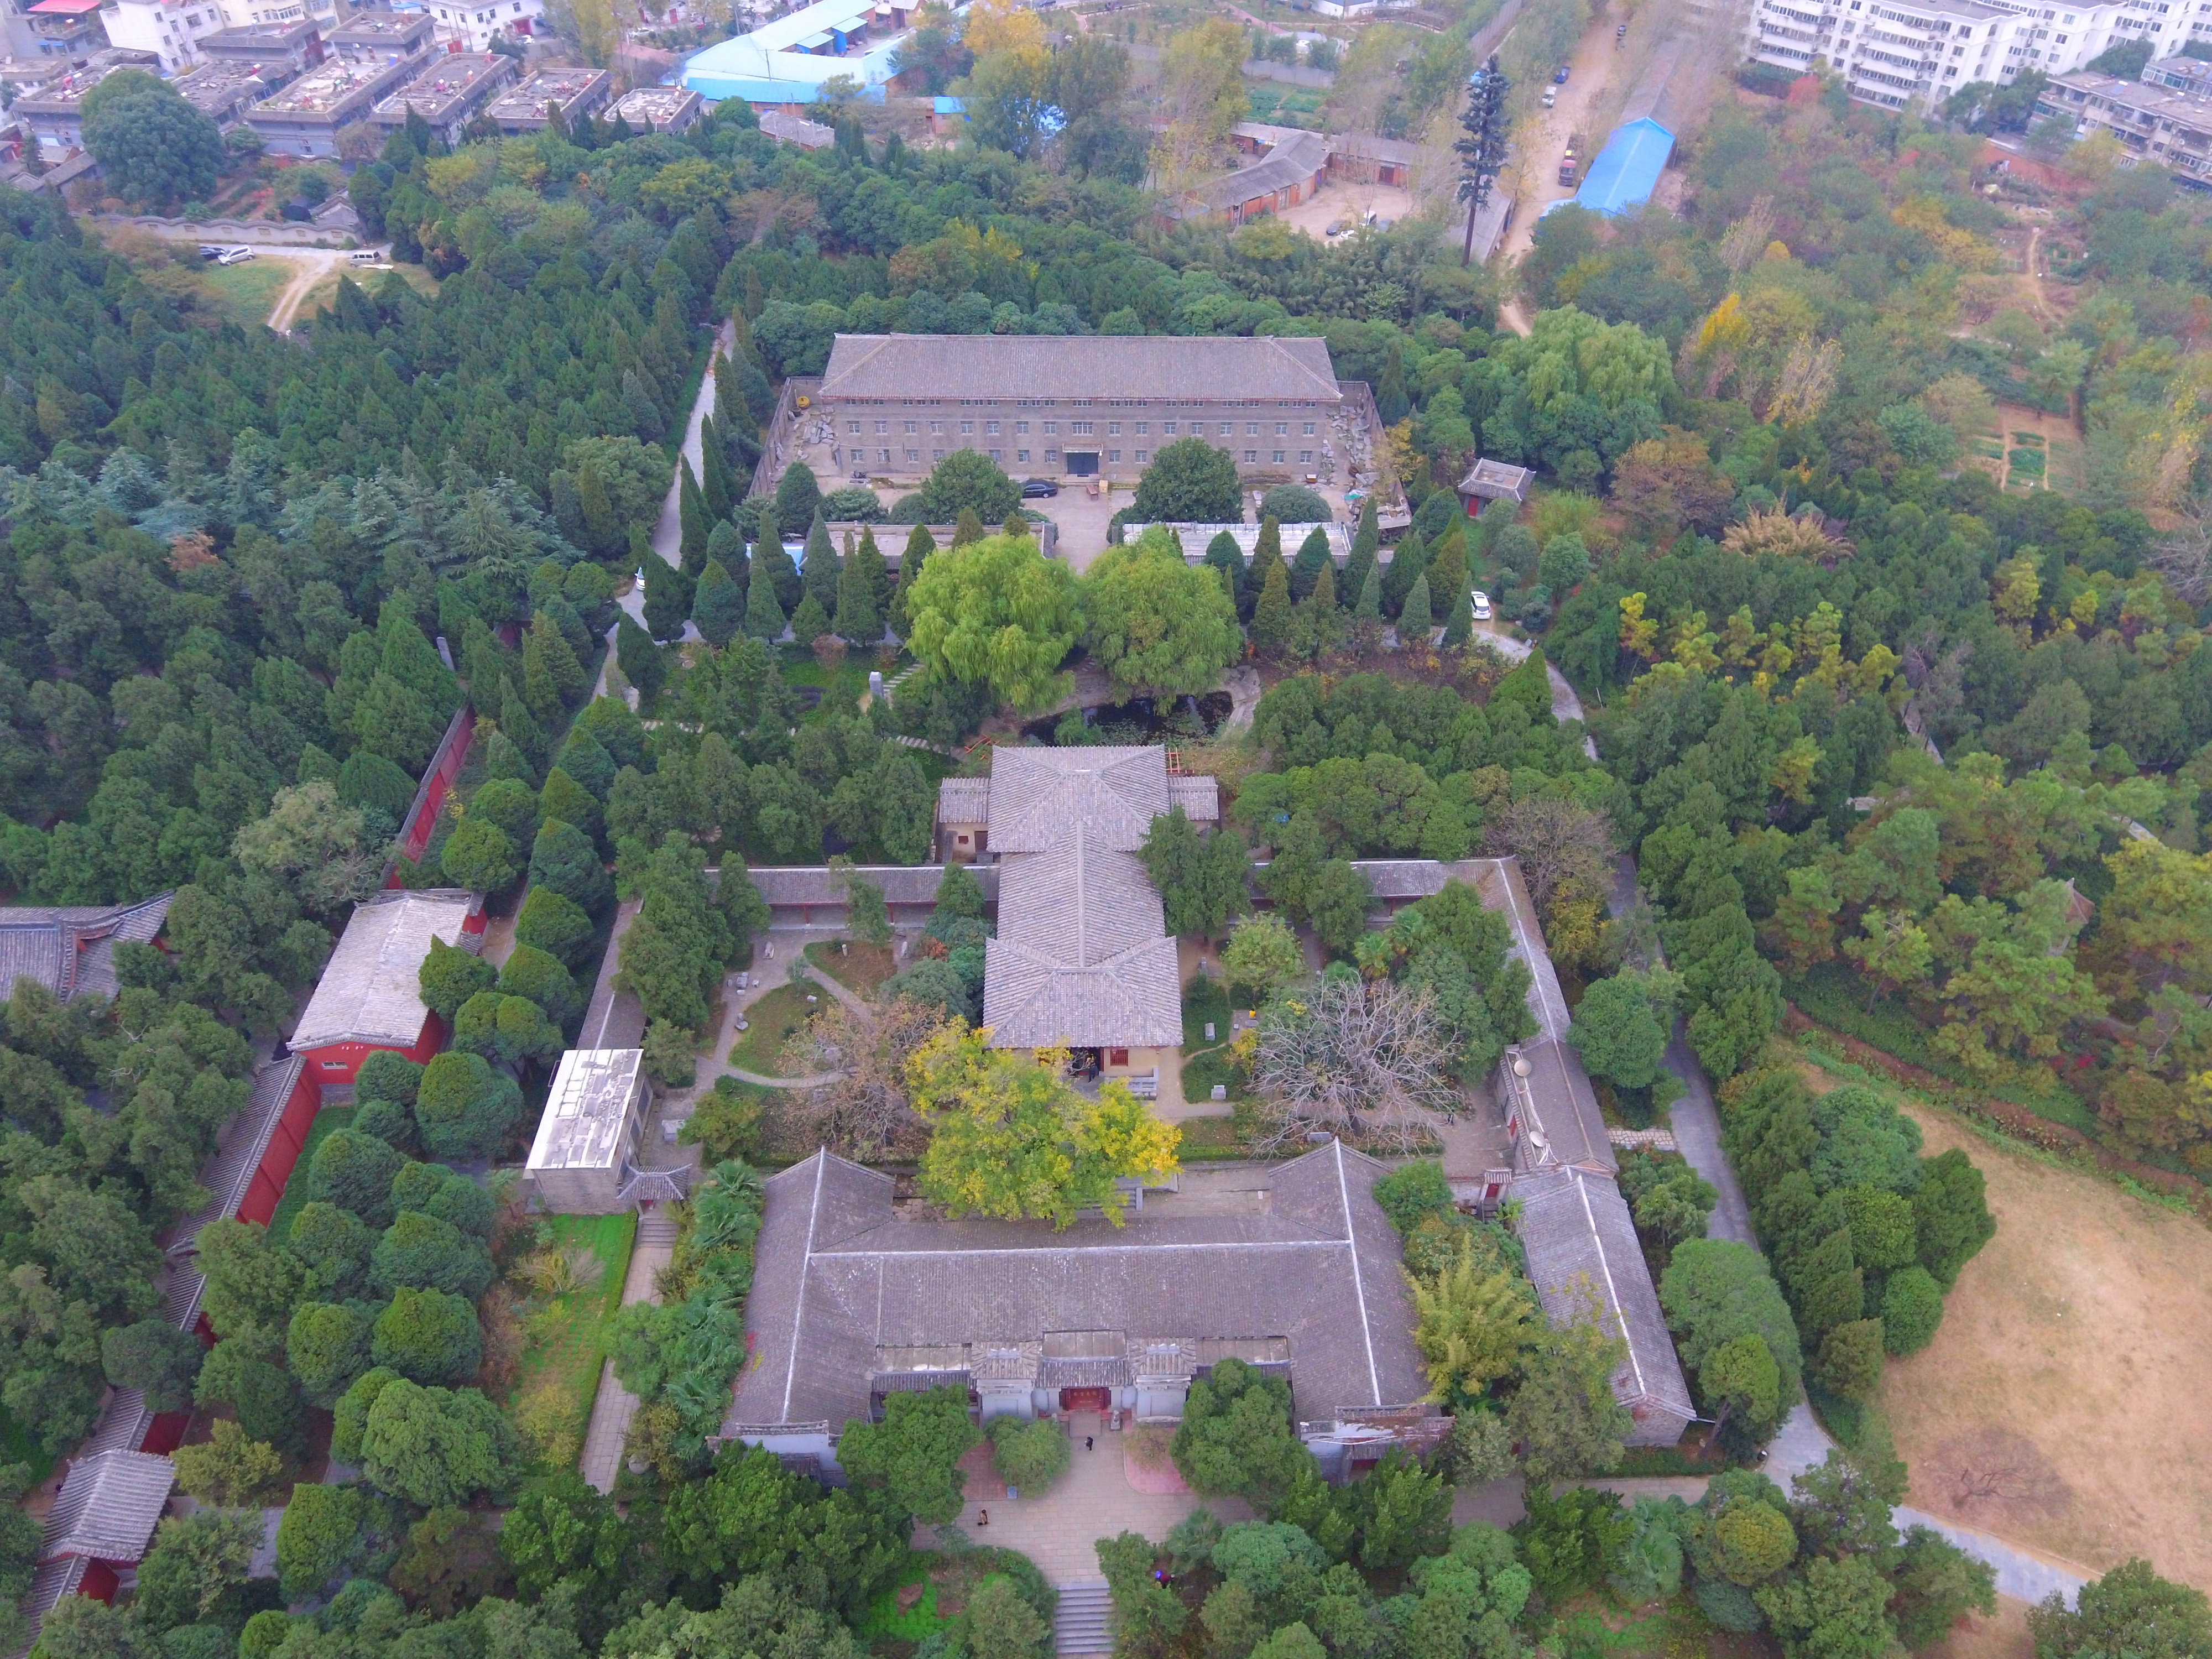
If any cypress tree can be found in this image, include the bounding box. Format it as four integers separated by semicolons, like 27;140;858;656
1383;529;1428;617
705;520;748;599
700;419;734;521
1249;516;1286;618
1251;554;1292;657
693;559;745;648
1204;530;1246;617
501;675;547;770
1400;571;1433;639
1309;556;1337;612
1354;559;1383;619
755;537;802;613
615;612;665;706
483;728;535;787
1290;526;1332;601
577;461;619;560
643;546;694;642
889;522;935;638
775;460;821;539
1003;512;1027;539
679;458;709;574
802;509;839;614
790;592;832;644
952;507;985;547
1428;521;1470;617
849;526;889;621
834;538;883;645
1441;584;1473;647
744;561;789;641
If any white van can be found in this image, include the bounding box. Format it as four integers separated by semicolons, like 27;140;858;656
348;249;383;265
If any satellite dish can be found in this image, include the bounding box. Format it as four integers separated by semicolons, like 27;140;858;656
1511;1055;1530;1078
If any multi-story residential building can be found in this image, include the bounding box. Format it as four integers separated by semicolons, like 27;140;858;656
323;7;433;60
9;0;111;60
2039;64;2212;181
1744;0;2161;109
420;0;538;53
14;53;153;148
606;84;702;132
241;48;411;153
483;65;607;132
363;47;515;144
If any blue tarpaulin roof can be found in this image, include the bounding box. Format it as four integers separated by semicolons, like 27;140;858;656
933;95;964;113
1573;117;1674;217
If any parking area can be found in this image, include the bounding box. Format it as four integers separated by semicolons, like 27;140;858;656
1274;178;1420;241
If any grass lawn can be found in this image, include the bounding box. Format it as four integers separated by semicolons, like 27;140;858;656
776;643;896;717
197;258;291;328
1796;1056;2212;1592
805;940;897;997
508;1212;635;1468
268;1105;356;1241
730;983;820;1076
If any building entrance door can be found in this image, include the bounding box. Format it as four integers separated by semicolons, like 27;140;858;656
1059;1387;1111;1413
1064;451;1098;476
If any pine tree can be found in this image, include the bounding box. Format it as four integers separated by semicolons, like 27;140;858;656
952;507;985;547
705;520;748;601
1204;530;1247;618
679;458;709;574
643;547;694;642
802;509;839;615
847;527;889;628
1003;512;1027;539
1290;526;1332;601
744;562;789;641
501;675;547;770
1400;571;1433;639
755;538;802;614
693;559;745;648
1442;585;1474;646
1354;560;1383;619
700;419;734;521
615;612;666;705
834;540;883;645
889;522;935;638
1310;556;1337;612
523;611;585;717
577;461;619;560
1455;55;1511;265
1428;522;1470;617
1253;515;1284;583
791;592;832;644
1251;554;1293;657
1383;529;1428;616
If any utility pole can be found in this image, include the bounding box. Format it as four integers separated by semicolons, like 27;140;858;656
1457;54;1510;266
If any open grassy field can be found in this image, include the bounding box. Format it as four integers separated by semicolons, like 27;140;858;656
506;1212;635;1470
730;983;818;1076
268;1105;355;1241
805;940;896;997
1798;1063;2212;1591
196;258;292;328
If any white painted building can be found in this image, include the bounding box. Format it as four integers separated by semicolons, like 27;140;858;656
1743;0;2163;109
422;0;539;53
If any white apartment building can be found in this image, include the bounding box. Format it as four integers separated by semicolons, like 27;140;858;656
2039;64;2212;182
1745;0;2171;109
100;0;334;71
422;0;541;52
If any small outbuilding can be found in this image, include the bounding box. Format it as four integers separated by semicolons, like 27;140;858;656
0;893;171;1003
525;1047;686;1212
1457;457;1534;512
1572;117;1676;218
290;889;483;1085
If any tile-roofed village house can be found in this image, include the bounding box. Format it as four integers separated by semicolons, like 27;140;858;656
290;888;484;1085
0;894;171;1003
723;1141;1437;1479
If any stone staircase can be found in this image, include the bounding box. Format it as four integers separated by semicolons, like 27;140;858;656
636;1210;680;1250
1053;1583;1113;1656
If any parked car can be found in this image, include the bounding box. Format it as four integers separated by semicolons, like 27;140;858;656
1471;589;1493;621
216;247;255;265
1541;86;1556;107
1020;478;1060;498
1553;64;1570;82
197;244;226;261
348;249;384;265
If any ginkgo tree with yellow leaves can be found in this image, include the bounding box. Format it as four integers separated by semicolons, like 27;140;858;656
904;1025;1181;1228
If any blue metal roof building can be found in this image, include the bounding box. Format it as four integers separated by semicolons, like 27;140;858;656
1573;117;1675;217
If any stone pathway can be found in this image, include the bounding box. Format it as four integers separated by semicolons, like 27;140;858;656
577;1208;678;1494
933;1413;1250;1584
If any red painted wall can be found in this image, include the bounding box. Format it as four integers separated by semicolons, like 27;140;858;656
387;706;477;885
295;1012;442;1088
236;1063;330;1227
79;1562;119;1603
138;1412;190;1455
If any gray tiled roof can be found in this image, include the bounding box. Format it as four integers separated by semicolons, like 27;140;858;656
0;894;171;1003
1167;775;1222;822
818;334;1343;404
1458;458;1535;502
727;1141;1425;1433
737;864;994;908
1512;1166;1693;1437
980;749;1183;1048
937;776;991;825
1201;128;1332;209
291;889;478;1051
40;1450;174;1563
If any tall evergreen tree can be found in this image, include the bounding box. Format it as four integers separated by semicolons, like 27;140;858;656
952;508;985;547
802;509;839;614
1204;530;1247;618
1251;554;1292;657
1354;560;1383;620
642;547;693;642
1428;522;1470;616
889;522;935;639
1441;583;1474;647
692;559;745;649
699;420;735;521
1309;555;1337;613
705;520;748;601
1290;526;1332;601
1383;529;1428;617
576;461;620;560
1400;571;1433;638
834;540;883;645
679;458;709;574
501;675;547;771
615;612;665;706
1250;517;1286;611
744;562;789;641
755;536;802;613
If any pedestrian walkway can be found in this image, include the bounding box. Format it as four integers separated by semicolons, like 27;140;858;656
578;1208;677;1494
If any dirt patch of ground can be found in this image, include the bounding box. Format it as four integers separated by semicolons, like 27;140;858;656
1926;1595;2036;1659
1811;1078;2212;1589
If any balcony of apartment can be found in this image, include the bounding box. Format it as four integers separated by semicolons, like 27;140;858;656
24;0;108;49
1861;44;1934;67
1761;20;1820;42
1762;2;1826;25
1852;61;1925;86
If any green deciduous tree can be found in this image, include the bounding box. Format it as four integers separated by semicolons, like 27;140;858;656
419;935;498;1021
905;533;1081;712
1170;1357;1315;1511
1567;969;1674;1091
80;71;223;208
415;1049;525;1160
1407;1231;1540;1405
370;1286;483;1385
1140;807;1250;941
1221;911;1307;993
1506;1283;1634;1481
359;1378;521;1509
918;451;1020;524
1133;437;1242;523
170;1419;284;1510
1083;529;1241;699
836;1385;979;1525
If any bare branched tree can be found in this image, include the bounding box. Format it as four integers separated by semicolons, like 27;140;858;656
1486;796;1615;914
1250;977;1459;1154
785;995;951;1159
2151;498;2212;606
